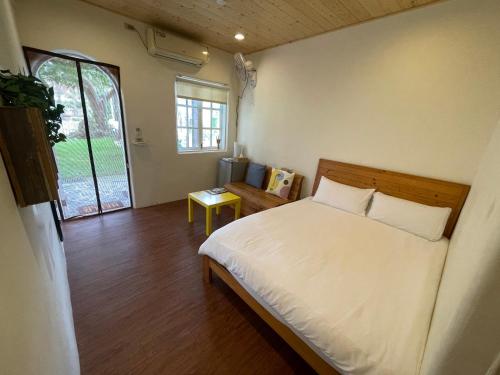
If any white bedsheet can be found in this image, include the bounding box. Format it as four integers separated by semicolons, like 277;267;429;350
199;198;448;374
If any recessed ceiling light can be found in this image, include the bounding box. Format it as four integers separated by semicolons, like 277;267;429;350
202;51;209;55
234;32;245;41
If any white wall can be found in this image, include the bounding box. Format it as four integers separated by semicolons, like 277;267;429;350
237;0;500;373
238;0;500;193
0;1;79;374
13;0;238;208
421;120;500;375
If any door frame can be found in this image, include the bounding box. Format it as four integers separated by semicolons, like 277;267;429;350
23;46;133;220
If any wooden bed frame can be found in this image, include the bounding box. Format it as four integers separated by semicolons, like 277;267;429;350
203;159;470;374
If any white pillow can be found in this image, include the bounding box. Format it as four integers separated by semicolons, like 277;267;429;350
312;176;375;215
367;192;452;241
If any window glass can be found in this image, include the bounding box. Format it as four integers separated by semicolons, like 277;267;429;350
202;108;211;128
177;128;187;149
212;111;220;128
177;107;187;127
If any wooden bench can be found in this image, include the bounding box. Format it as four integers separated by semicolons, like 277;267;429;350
225;167;304;216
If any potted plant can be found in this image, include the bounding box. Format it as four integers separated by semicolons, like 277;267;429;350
0;70;66;146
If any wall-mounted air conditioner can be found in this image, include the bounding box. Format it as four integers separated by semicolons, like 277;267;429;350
146;28;209;66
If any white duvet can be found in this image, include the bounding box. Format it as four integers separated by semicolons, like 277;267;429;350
199;198;448;374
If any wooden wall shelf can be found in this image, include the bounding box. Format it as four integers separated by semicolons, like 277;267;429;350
0;106;58;207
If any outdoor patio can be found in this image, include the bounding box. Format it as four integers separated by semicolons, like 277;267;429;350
58;175;130;218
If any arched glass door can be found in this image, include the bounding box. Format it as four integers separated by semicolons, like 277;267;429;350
24;47;132;219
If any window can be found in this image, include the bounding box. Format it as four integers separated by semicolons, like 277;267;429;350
175;76;229;153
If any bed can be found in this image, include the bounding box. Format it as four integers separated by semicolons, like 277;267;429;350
199;159;470;374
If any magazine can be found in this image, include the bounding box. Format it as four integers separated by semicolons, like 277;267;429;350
206;187;227;195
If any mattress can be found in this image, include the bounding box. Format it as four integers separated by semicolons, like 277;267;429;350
199;198;449;374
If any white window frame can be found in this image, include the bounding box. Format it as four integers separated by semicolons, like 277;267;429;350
175;77;229;154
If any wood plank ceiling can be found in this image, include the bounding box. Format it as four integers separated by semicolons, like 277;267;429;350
81;0;442;54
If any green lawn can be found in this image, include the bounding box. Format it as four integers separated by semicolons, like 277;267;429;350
54;137;126;180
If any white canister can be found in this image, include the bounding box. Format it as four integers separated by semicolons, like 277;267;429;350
233;142;242;158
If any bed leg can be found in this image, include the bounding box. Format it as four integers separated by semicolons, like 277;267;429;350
203;256;213;283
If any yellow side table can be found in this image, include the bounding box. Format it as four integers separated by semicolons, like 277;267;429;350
188;191;241;236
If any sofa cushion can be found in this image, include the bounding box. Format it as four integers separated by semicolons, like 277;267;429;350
265;168;295;199
245;162;267;188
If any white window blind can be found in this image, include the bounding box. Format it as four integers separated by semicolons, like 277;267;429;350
176;78;228;104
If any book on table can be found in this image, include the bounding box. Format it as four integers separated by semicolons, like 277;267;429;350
206;187;227;195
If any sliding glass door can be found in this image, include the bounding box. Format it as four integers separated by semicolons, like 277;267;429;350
24;47;132;219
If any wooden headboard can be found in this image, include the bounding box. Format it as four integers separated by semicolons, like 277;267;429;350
312;159;470;238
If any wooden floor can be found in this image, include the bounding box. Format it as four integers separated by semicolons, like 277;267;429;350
63;199;315;374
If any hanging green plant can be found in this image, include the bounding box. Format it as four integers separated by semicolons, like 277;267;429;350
0;70;66;146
